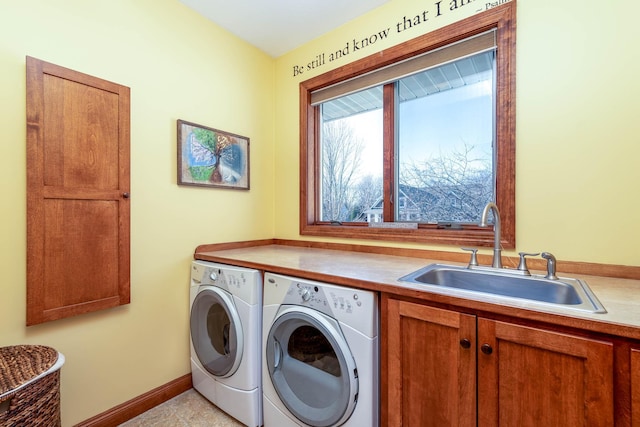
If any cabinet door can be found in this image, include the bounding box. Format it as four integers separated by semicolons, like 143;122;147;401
383;297;476;427
26;57;130;325
477;319;614;427
632;348;640;427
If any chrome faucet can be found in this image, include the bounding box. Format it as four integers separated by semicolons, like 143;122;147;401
480;202;502;268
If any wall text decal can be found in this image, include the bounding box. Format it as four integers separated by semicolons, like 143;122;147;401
292;0;511;78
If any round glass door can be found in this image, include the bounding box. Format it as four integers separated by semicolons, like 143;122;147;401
191;287;243;378
266;306;358;427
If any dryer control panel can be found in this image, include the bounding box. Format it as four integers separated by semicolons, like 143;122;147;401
264;272;378;338
191;260;262;306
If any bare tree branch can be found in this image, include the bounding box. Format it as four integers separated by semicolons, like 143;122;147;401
321;120;364;221
400;143;492;222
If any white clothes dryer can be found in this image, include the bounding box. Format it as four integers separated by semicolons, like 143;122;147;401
190;260;262;427
262;273;379;427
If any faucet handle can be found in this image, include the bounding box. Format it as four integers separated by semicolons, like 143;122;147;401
541;252;558;280
517;252;540;275
461;247;479;268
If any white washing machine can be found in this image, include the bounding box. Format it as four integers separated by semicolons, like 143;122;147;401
190;260;262;427
262;273;379;427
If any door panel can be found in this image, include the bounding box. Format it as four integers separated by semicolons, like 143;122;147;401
43;199;119;308
384;298;476;427
26;56;130;325
43;74;120;189
477;319;614;427
266;307;357;427
190;288;242;377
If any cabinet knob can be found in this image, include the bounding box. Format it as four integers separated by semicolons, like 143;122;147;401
459;338;471;349
481;343;493;355
122;192;130;199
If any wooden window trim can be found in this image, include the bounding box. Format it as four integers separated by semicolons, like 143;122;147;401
299;3;516;249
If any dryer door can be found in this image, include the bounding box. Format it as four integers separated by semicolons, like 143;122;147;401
266;306;358;427
191;287;243;378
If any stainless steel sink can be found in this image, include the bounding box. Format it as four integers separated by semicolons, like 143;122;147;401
399;264;606;313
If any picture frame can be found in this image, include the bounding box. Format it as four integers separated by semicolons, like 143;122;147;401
177;119;250;190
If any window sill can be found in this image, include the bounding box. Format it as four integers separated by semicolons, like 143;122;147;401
300;223;514;249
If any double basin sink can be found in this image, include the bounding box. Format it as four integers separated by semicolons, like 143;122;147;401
399;264;606;313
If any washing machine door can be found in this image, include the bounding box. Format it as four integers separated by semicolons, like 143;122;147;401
191;286;243;378
266;306;358;427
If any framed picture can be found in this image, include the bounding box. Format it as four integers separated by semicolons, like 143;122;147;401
177;120;250;190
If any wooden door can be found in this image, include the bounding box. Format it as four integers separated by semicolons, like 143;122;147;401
26;57;130;325
383;296;476;427
477;318;614;427
632;348;640;427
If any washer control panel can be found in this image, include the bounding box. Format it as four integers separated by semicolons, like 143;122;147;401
265;272;378;337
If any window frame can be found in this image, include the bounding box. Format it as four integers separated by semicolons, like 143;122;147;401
300;3;516;249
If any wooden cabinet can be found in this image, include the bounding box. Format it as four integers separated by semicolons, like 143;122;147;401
384;298;476;427
26;57;130;325
476;318;613;426
633;348;640;427
382;295;615;427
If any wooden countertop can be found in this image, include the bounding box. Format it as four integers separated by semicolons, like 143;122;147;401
195;242;640;341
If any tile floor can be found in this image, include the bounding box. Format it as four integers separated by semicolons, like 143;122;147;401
119;389;244;427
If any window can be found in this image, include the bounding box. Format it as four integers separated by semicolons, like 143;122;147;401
300;3;515;248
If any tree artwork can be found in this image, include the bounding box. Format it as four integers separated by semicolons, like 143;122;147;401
191;128;238;183
177;120;250;190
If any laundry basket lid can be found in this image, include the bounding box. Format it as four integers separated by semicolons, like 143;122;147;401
0;345;59;396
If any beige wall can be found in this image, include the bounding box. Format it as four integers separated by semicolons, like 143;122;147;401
274;0;640;266
0;0;274;424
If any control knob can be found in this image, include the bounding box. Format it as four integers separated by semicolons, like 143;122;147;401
301;288;312;302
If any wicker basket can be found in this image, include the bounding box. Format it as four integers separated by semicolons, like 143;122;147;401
0;345;65;427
